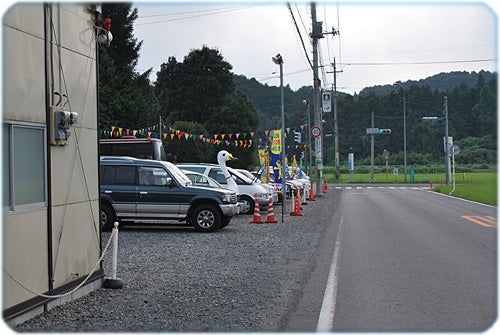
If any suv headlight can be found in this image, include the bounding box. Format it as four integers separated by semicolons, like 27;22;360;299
219;194;232;203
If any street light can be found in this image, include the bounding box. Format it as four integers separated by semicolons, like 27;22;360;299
272;53;286;215
393;83;407;183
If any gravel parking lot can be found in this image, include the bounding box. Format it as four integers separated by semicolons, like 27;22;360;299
14;191;337;332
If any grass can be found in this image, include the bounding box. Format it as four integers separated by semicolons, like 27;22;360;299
320;170;497;206
433;172;497;206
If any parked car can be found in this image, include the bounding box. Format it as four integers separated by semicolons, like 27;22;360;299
100;156;239;232
177;163;272;215
182;170;242;215
253;169;296;201
235;168;279;204
181;169;223;188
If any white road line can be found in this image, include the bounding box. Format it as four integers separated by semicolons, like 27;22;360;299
317;217;342;331
345;187;352;190
424;189;496;208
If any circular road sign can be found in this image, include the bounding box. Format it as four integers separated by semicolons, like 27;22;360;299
311;126;322;138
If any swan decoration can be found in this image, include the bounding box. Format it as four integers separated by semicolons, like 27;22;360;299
217;150;240;195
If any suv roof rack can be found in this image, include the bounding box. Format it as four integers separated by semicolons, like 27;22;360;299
100;156;140;162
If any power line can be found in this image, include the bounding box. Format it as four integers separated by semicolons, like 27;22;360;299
135;5;253;26
136;5;247;19
287;2;314;72
343;59;495;66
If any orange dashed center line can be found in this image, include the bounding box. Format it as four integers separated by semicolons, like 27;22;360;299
462;215;497;228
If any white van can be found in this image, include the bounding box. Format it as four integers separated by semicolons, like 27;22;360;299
177;163;272;215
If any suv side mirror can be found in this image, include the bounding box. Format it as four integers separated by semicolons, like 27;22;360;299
164;177;173;186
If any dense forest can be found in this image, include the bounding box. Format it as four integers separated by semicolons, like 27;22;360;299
234;71;497;167
98;4;497;170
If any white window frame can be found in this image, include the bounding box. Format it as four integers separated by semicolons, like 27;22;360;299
3;121;47;213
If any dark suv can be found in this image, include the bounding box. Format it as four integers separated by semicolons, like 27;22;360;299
100;156;239;232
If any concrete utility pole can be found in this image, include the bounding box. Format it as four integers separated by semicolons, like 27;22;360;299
311;2;324;196
370;111;375;183
444;96;450;185
332;58;341;179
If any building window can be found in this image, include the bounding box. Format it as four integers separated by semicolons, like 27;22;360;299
3;122;47;212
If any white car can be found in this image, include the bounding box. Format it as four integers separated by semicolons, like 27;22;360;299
182;170;242;215
177;163;272;215
235;168;279;204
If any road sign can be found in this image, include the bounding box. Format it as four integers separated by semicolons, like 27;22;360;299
366;127;379;134
422;116;441;122
348;153;354;171
311;126;321;138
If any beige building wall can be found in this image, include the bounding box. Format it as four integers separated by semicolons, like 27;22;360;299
3;3;101;317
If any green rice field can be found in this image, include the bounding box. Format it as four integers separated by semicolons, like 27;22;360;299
321;170;497;206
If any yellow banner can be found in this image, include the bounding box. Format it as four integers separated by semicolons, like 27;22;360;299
271;129;282;154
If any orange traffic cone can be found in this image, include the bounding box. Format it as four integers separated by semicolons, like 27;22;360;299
290;190;303;216
308;184;315;201
322;181;327;193
265;197;278;223
250;198;263;224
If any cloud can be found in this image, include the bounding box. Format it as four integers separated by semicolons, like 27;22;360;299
133;1;497;95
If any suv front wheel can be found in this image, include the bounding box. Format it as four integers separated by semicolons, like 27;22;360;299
191;204;221;232
100;204;116;232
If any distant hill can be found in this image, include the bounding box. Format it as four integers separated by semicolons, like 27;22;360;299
235;70;496;100
234;70;497;165
358;70;497;97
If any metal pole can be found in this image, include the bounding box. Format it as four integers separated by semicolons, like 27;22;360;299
403;89;407;183
305;99;312;176
370;111;375;183
393;83;407;183
272;53;286;218
444;96;450;185
279;61;286;215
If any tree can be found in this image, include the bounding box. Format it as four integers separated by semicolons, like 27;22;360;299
98;3;156;130
157;46;235;124
155;47;259;166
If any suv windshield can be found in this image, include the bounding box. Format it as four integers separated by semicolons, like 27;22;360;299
163;161;192;186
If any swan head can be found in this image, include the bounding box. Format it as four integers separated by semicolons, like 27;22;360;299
217;150;237;164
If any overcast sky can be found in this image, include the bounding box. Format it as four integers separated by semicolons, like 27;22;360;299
132;0;497;95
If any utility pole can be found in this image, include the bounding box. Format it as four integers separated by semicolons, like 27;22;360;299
444;96;450;185
331;58;342;179
311;2;324;196
370;111;375;183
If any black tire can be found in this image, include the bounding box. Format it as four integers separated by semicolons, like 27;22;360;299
100;204;116;232
240;195;255;215
220;216;231;229
191;204;221;232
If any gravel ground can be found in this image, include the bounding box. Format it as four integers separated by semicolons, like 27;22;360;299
14;190;336;332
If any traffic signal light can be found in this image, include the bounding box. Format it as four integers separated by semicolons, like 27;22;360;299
294;131;302;143
378;129;392;134
272;53;283;64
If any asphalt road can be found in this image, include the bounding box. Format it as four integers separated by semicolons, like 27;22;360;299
318;185;497;332
12;184;497;332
